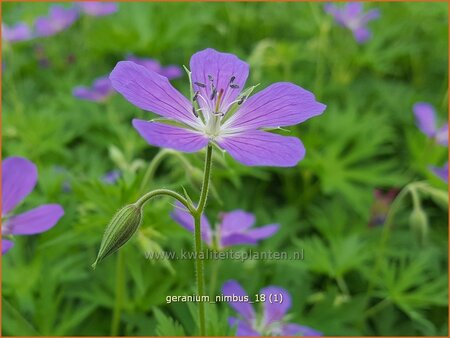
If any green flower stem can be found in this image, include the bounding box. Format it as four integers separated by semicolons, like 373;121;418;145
192;144;213;336
209;258;221;298
111;250;125;336
135;188;193;212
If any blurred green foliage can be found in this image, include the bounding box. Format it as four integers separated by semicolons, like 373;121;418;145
2;2;448;336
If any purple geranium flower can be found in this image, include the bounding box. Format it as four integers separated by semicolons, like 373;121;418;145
171;202;278;248
324;3;380;43
413;102;448;146
126;55;182;80
223;280;322;336
2;22;32;42
430;162;448;183
110;48;325;167
102;170;121;184
35;5;79;37
2;157;64;254
73;75;114;102
77;2;118;16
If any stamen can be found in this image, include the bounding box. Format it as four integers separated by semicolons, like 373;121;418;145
215;88;224;112
210;87;217;100
192;91;199;102
237;96;246;105
194;82;206;88
192;107;199;118
229;76;236;83
230;84;239;89
208;75;214;82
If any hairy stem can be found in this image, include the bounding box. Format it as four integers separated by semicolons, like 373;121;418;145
135;188;193;212
193;145;213;336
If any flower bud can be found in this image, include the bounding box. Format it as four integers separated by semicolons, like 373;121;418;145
92;203;143;269
409;207;429;244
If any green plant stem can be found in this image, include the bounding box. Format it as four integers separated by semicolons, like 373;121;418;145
135;188;193;212
192;145;213;336
111;250;125;336
209;258;221;298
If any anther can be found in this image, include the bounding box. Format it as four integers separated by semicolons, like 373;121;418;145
210;87;217;100
229;76;236;83
230;84;240;89
192;91;199;102
192;107;199;118
194;82;206;88
208;75;214;82
237;96;245;105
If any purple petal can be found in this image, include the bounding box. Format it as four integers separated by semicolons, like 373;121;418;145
260;286;291;325
73;75;114;102
281;323;322;336
224;82;326;130
35;6;79;37
221;233;258;247
435;123;448;146
78;2;118;16
246;224;279;240
170;201;212;245
430;163;448;183
344;3;364;18
353;27;371;43
229;317;260;336
110;61;199;127
4;204;64;235
216;130;305;167
222;280;255;322
2;239;14;254
102;170;120;184
2;23;32;42
190;48;249;114
413;102;437;138
2;157;37;215
361;9;381;24
220;210;255;233
132;119;208;153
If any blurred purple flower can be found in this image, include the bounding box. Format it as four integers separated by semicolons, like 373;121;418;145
126;55;182;80
35;5;79;37
430;162;448;183
102;170;121;184
368;189;398;227
2;22;32;42
171;202;278;248
77;2;118;16
110;48;325;167
2;157;64;254
223;280;322;336
324;3;380;43
413;102;448;146
73;75;114;102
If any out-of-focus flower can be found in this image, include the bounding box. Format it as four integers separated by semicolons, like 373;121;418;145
223;280;322;336
35;5;79;37
2;22;32;42
110;48;325;167
430;162;448;183
324;3;380;43
126;55;182;80
368;189;398;227
73;75;114;102
2;157;64;254
413;102;448;146
102;170;121;184
77;2;118;16
171;202;278;248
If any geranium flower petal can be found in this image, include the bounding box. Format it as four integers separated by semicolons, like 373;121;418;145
2;157;37;215
2;240;14;254
229;317;260;336
217;130;305;167
246;224;279;240
170;201;212;245
430;163;448;183
132;119;208;153
353;27;371;43
222;280;255;322
345;2;363;17
5;204;64;235
220;233;257;247
281;323;322;336
361;9;381;23
224;82;325;131
413;102;437;137
260;286;291;325
220;210;255;234
110;61;199;127
190;48;249;113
